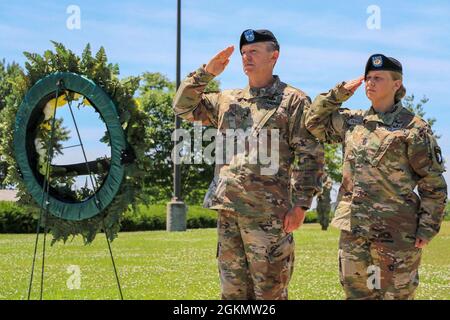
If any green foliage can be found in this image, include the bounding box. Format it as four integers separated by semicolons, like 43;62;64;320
0;42;152;244
1;45;217;244
304;210;319;223
0;60;24;113
120;204;217;231
404;94;439;138
0;201;218;233
139;72;219;204
0;201;325;233
324;143;342;182
0;60;27;189
0;201;38;233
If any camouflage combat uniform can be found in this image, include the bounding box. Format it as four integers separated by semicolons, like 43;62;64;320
316;174;333;230
305;83;447;300
174;66;324;299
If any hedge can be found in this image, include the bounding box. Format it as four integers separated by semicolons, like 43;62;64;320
0;201;38;233
4;200;448;234
0;201;326;233
120;204;218;231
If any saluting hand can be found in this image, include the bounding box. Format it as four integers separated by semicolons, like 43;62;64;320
343;76;365;93
205;46;234;76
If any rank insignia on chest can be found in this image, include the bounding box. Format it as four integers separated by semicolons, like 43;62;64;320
346;117;363;126
387;120;403;131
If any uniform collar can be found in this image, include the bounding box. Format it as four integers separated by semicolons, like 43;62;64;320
363;101;404;126
242;75;281;99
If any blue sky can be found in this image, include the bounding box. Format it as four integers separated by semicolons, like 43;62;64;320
1;0;450;184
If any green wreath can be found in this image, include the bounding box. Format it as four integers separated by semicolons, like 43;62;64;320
0;42;152;244
14;71;127;220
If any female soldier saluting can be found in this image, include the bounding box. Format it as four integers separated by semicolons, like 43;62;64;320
305;54;447;299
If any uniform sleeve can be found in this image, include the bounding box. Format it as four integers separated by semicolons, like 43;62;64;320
305;82;354;143
173;65;220;127
407;126;448;242
289;94;325;209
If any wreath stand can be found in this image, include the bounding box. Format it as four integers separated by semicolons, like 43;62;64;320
14;73;128;300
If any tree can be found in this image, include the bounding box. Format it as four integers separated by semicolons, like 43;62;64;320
324;143;342;183
0;60;24;113
139;72;219;204
0;60;27;189
0;42;151;243
403;94;439;138
0;60;24;188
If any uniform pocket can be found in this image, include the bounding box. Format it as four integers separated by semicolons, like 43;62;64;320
268;233;295;263
366;128;407;167
369;135;396;167
392;248;421;291
220;104;238;130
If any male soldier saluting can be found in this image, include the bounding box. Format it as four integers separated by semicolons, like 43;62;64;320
173;29;323;300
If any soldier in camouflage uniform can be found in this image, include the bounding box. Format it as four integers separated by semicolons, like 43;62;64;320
305;54;447;299
316;173;333;231
174;29;324;299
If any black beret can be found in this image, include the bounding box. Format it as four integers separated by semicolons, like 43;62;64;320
365;54;402;77
239;29;280;52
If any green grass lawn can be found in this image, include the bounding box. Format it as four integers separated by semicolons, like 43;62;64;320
0;222;449;300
